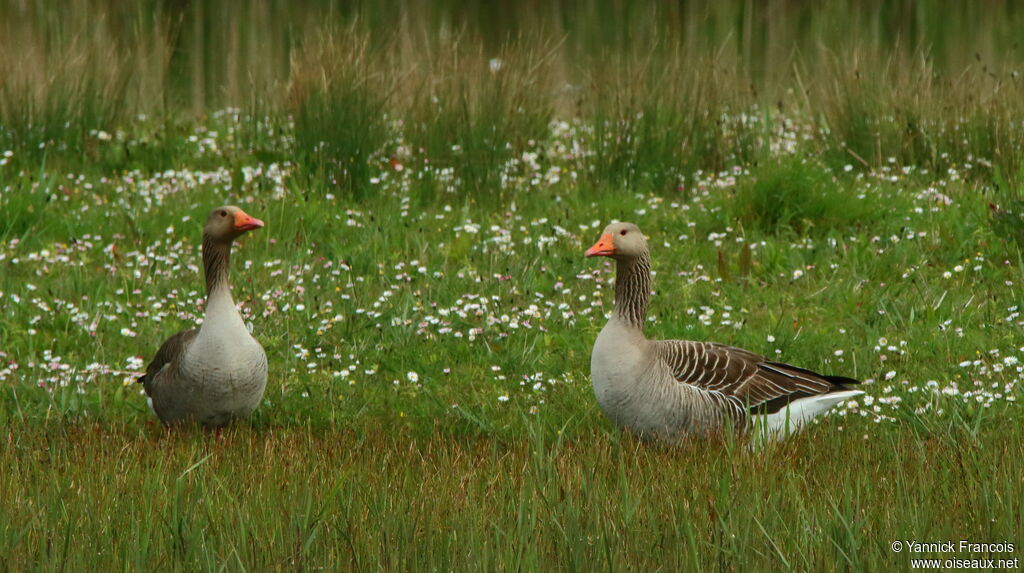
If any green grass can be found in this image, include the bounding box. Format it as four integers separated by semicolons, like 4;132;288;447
2;1;1024;570
2;419;1021;571
713;155;897;235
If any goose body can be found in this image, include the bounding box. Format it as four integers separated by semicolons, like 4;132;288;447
139;206;268;427
586;222;862;441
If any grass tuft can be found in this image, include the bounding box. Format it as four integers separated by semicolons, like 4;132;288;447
720;156;878;235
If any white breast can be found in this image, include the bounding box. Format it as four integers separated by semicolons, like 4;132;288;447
178;293;268;422
590;317;658;429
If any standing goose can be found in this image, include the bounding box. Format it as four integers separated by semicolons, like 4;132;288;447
138;206;268;427
586;222;863;440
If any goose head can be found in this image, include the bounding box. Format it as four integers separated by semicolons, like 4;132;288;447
204;206;264;242
585;222;647;260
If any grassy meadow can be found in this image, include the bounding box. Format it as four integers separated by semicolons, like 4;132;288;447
1;0;1023;570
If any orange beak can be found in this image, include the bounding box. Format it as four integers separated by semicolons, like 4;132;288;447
585;233;615;257
233;210;265;232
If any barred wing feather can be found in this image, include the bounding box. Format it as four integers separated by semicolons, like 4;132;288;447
654;340;859;414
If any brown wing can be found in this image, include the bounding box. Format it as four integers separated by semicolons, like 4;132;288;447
137;328;198;395
654;340;859;414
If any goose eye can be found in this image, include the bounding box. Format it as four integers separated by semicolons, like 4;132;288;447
620;230;628;236
219;210;227;217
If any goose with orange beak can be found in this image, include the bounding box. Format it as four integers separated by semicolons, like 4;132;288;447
586;221;863;441
138;206;269;427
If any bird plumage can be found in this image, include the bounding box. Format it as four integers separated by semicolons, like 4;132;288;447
586;222;862;441
138;206;268;427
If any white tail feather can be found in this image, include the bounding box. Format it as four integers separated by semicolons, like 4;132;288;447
750;390;864;445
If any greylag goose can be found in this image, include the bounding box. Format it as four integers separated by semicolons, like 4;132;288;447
586;222;863;440
138;206;268;427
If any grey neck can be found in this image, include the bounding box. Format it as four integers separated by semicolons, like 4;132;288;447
614;252;651;330
202;234;233;296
